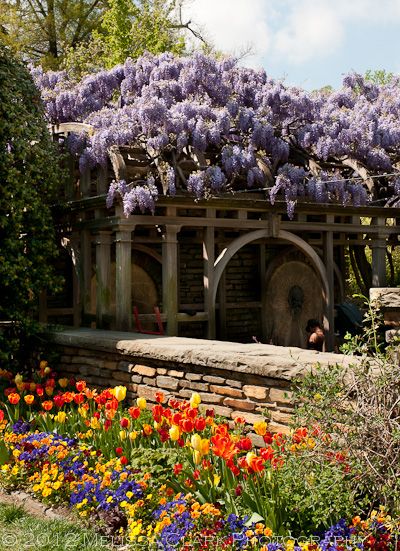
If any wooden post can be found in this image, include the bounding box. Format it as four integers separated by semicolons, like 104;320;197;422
95;231;112;328
115;228;133;331
323;224;335;352
217;233;227;340
70;232;82;328
162;220;180;336
80;230;92;320
260;244;267;342
203;209;216;339
371;217;387;288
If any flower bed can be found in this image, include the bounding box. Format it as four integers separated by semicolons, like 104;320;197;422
0;362;399;550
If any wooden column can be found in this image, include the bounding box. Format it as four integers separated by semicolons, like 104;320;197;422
371;217;387;288
217;233;227;340
203;209;216;339
115;227;133;331
80;230;93;321
95;231;112;329
323;224;335;352
162;221;180;336
260;244;267;342
70;232;81;328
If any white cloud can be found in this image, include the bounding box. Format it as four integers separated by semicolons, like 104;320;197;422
183;0;271;66
186;0;400;66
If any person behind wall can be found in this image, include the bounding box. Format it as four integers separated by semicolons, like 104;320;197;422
305;319;325;351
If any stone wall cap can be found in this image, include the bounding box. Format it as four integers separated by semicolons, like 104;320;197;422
47;327;358;381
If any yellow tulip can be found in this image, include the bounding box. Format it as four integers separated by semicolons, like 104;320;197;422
190;433;202;452
129;431;138;441
114;386;127;402
200;438;210;455
90;417;100;429
190;392;201;408
78;406;87;418
58;378;69;388
55;411;66;424
253;421;268;436
14;373;23;385
119;430;127;441
29;382;36;392
169;425;180;441
136;397;147;410
246;452;257;467
193;450;202;464
39;360;48;369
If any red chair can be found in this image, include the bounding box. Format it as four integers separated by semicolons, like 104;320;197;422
133;306;164;335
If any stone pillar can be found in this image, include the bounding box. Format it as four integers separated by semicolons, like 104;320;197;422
371;218;387;288
162;223;180;336
323;223;335;351
115;227;133;331
95;231;112;329
203;211;216;339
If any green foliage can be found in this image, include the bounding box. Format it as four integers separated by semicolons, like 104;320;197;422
365;69;394;85
92;0;186;70
0;0;108;69
129;447;180;477
0;43;61;371
0;503;111;550
293;297;400;515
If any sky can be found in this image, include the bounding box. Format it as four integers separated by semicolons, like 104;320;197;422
185;0;400;90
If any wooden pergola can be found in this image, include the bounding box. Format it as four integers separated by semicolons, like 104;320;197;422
40;126;400;351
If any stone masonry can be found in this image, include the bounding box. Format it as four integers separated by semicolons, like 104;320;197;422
49;328;357;441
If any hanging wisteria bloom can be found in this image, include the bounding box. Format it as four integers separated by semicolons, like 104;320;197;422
32;53;400;216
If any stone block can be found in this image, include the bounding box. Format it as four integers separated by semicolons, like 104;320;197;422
118;361;134;373
203;375;226;384
157;368;167;375
168;370;185;378
143;377;156;386
104;360;118;371
370;288;400;309
225;379;243;388
209;385;243;398
130;375;142;384
113;372;132;383
223;398;256;411
200;404;233;418
268;421;291;435
186;373;202;381
269;388;293;404
248;433;265;448
156;376;179;390
270;411;292;425
179;380;207;391
197;392;224;404
133;365;156;377
230;411;265;425
136;385;159;401
243;385;267;400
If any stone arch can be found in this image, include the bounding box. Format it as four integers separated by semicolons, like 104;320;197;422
212;229;331;334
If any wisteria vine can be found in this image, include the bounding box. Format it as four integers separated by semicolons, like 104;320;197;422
31;53;400;217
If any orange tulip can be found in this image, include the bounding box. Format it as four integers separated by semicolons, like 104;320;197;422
24;395;35;406
8;393;20;405
42;400;53;411
211;434;238;462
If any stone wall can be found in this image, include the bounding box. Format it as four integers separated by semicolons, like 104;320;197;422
50;328;356;440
